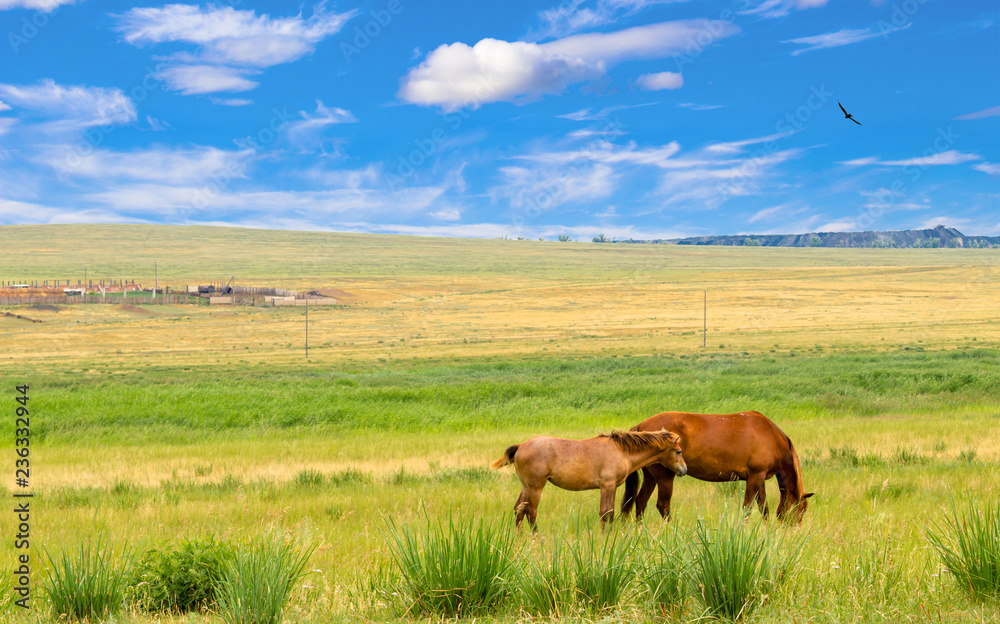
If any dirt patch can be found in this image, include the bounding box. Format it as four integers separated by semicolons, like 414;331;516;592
315;288;357;300
28;303;60;312
2;312;42;323
119;304;161;315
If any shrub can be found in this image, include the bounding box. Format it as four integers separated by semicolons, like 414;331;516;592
926;500;1000;601
131;537;232;613
516;532;573;615
216;531;315;624
689;511;804;621
569;524;637;612
383;512;517;617
42;533;135;621
640;528;688;620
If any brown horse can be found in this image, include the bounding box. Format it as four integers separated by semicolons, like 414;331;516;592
491;429;687;528
620;411;813;523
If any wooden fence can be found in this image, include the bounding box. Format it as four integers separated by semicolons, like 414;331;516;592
0;295;200;305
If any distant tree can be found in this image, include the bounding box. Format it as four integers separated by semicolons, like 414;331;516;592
810;235;822;247
558;234;572;242
742;237;761;247
593;234;610;243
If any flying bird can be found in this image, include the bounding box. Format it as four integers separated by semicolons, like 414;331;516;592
838;101;862;125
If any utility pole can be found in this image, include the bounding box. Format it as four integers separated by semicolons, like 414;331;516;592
153;262;158;300
703;290;707;348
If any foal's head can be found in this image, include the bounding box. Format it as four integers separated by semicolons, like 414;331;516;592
608;429;687;476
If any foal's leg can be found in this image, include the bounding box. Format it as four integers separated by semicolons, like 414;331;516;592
514;488;531;528
599;483;616;524
524;486;544;531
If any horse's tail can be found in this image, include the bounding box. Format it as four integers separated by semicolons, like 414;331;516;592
620;470;640;517
490;444;518;469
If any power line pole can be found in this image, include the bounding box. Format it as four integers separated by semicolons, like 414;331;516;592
703;290;707;348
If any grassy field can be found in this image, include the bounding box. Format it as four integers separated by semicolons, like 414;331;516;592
2;224;999;623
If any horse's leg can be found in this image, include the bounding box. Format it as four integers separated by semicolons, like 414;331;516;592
645;464;676;520
635;467;657;521
743;472;767;518
775;471;791;521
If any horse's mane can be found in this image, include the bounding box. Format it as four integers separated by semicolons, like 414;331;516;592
604;429;679;453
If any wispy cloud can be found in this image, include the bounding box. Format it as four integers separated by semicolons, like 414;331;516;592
114;4;354;95
784;24;909;55
954;106;1000;121
841;150;981;167
532;0;692;40
739;0;830;19
635;71;683;91
0;79;136;133
676;102;726;111
973;162;1000;176
0;0;79;10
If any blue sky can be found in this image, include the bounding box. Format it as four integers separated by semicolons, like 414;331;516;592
1;0;997;239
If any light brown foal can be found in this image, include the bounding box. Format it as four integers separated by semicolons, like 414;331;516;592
491;429;687;529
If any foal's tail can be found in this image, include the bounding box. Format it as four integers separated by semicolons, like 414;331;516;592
490;444;518;469
620;470;640;517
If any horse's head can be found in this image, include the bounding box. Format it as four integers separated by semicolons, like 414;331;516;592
660;430;687;477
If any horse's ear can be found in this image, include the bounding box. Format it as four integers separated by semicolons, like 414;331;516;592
802;492;815;499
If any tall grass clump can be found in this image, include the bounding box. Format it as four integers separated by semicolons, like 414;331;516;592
216;531;314;624
569;521;638;612
640;527;689;620
383;512;517;617
131;537;233;613
42;533;135;621
689;511;804;621
926;500;1000;601
516;531;573;616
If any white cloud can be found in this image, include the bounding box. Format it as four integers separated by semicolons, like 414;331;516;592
740;0;830;19
973;162;1000;176
784;24;909;55
0;79;136;131
210;97;254;107
157;65;260;95
0;117;16;137
399;20;738;110
0;0;79;10
115;4;354;95
429;209;460;221
816;220;856;232
954;106;1000;121
41;146;251;185
916;216;970;230
493;163;619;212
534;0;691;39
635;71;683;91
285;100;357;153
704;130;795;155
749;202;794;223
677;102;725;110
841;150;981;167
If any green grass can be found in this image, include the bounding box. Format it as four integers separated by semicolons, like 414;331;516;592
28;349;1000;444
927;501;1000;602
216;531;314;624
382;512;518;617
42;533;135;621
689;511;805;621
